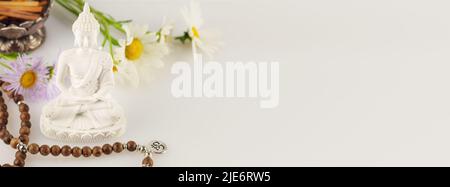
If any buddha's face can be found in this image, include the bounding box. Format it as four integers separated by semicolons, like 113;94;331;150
74;30;98;48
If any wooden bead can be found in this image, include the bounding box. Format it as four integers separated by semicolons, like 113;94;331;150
13;94;23;103
2;134;12;144
112;142;123;153
102;144;113;155
0;96;4;103
0;127;7;138
20;112;30;121
40;145;50;156
21;121;31;128
50;145;61;156
19;103;29;112
82;146;92;157
92;146;102;157
72;147;81;158
19;127;30;136
127;141;137;152
15;151;26;160
2;164;12;167
1;104;7;111
0;111;8;119
61;145;71;157
19;135;29;145
28;143;39;154
6;91;14;99
142;156;153;167
0;118;7;126
10;138;19;148
13;158;24;167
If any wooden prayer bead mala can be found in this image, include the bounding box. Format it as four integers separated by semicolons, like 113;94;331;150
0;81;165;167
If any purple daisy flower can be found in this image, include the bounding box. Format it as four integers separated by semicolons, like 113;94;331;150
1;55;49;101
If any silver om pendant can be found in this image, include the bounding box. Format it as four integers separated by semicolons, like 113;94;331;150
147;140;168;154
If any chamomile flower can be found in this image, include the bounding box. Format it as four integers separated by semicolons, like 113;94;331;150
181;1;221;57
158;18;174;44
115;23;169;84
112;57;139;88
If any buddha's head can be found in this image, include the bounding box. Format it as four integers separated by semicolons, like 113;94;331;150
72;3;100;48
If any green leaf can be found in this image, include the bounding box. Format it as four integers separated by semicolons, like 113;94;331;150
117;20;132;24
101;37;108;47
0;53;18;60
110;37;120;46
0;53;16;70
175;31;192;44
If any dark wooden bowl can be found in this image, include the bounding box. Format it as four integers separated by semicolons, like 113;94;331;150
0;0;52;53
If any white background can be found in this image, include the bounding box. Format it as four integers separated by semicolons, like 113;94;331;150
2;0;450;166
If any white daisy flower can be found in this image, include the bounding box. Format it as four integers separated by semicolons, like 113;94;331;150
181;1;221;57
158;17;174;44
114;23;170;84
112;55;139;88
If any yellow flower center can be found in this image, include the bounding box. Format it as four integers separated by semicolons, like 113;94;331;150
20;70;37;89
112;65;118;73
192;27;200;38
125;38;144;61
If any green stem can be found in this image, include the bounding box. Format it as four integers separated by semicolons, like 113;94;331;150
55;0;81;15
101;19;115;60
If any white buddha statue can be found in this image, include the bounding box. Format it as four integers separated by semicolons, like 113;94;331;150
40;3;126;142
